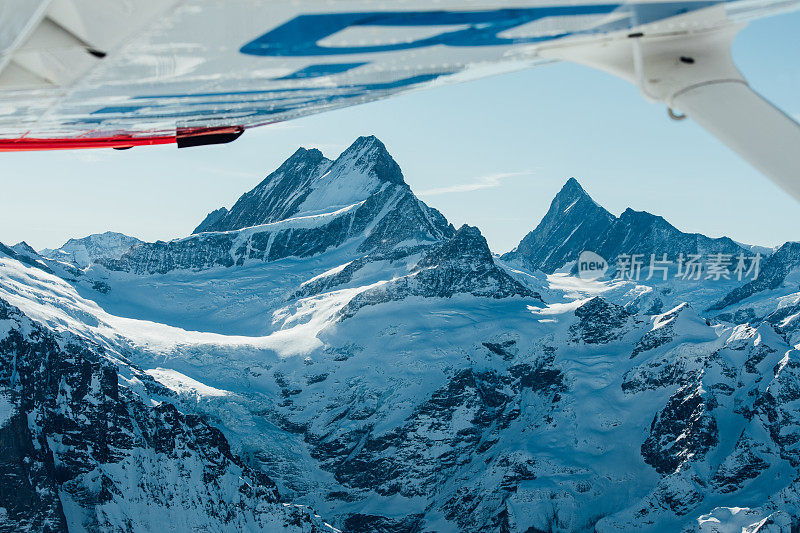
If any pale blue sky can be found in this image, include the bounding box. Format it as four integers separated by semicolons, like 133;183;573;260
1;11;798;254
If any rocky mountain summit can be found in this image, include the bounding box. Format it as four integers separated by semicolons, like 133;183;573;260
194;136;406;233
101;136;453;276
8;139;800;532
502;178;615;273
502;178;746;273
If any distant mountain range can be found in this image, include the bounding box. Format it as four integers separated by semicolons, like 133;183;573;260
501;177;748;274
41;231;143;268
2;137;800;532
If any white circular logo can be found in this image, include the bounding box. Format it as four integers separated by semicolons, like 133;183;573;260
577;251;608;280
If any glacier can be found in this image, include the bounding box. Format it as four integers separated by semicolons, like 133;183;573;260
1;136;799;532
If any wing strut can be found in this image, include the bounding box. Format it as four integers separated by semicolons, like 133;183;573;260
673;80;800;199
539;5;800;201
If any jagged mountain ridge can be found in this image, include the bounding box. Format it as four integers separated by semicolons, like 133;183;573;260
707;241;800;349
502;178;747;273
102;136;453;276
710;241;800;311
4;137;800;532
67;137;534;338
0;136;547;531
338;225;541;320
193;135;406;234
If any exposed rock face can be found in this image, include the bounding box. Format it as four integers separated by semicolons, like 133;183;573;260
502;178;615;273
502;178;745;273
754;353;800;467
570;297;633;344
411;225;538;299
631;303;690;358
0;299;332;533
267;294;800;532
641;381;719;475
709;241;800;311
711;434;770;494
339;225;540;319
104;137;453;275
299;356;566;532
193;136;405;234
193;206;229;234
193;147;330;233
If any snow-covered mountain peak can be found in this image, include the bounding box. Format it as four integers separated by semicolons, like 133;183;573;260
403;224;538;299
11;242;37;256
193;146;332;233
502;178;614;272
103;137;451;278
417;224;491;267
330;135;405;186
503;178;746;274
39;231;143;268
544;177;604;219
291;135;406;219
193;136;406;235
558;176;591;202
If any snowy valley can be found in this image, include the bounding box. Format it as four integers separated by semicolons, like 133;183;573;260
2;136;800;532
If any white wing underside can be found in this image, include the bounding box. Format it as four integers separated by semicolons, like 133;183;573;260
0;0;798;199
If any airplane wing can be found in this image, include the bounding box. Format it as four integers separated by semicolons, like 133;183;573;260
0;1;798;196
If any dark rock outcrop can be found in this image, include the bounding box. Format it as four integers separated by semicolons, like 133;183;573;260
193;206;229;234
502;178;614;273
0;299;330;532
641;382;719;475
339;225;540;319
709;241;800;311
570;297;632;344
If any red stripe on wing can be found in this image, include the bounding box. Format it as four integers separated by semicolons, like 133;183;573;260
0;126;244;151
